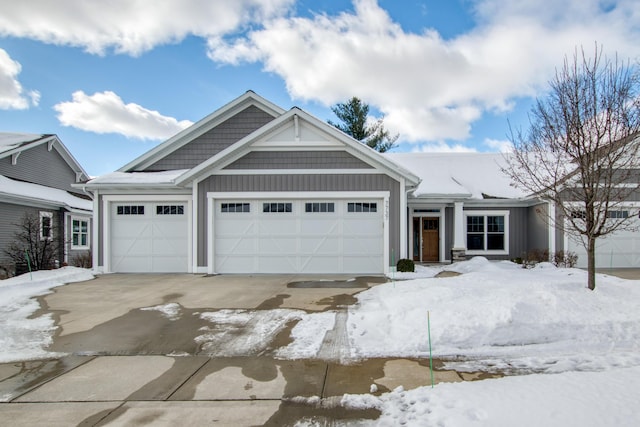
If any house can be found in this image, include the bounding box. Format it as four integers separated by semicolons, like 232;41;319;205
0;133;93;276
84;91;633;274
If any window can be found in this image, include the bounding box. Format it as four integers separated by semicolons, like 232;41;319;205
40;211;53;241
607;210;629;219
72;218;89;249
305;202;335;213
221;203;250;213
465;212;508;253
117;205;145;215
156;205;184;215
263;202;292;213
347;202;377;213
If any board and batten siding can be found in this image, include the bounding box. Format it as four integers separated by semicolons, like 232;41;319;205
0;202;62;268
197;174;401;269
144;106;277;171
0;143;82;196
224;151;374;170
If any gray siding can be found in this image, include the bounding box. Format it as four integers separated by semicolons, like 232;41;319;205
224;151;374;170
145;106;277;171
527;203;549;253
0;202;63;272
197;174;400;268
444;206;454;259
0;143;82;196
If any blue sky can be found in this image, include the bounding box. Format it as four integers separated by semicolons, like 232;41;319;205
1;0;639;176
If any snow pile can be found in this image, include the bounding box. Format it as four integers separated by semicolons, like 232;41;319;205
349;257;640;372
343;366;640;427
0;267;94;363
197;309;307;356
140;302;182;320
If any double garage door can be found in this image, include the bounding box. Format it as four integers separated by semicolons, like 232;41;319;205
213;199;384;274
110;202;189;273
566;214;640;268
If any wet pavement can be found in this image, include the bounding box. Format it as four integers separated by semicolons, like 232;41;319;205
0;273;495;426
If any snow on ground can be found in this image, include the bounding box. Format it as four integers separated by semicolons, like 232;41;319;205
0;267;94;363
342;365;640;427
1;260;639;425
140;302;182;320
350;257;640;373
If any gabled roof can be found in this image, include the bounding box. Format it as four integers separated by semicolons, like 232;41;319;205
0;132;90;182
387;152;528;200
173;107;420;187
0;174;92;212
118;91;287;172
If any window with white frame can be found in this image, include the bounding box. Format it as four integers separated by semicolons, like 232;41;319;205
465;211;509;253
71;217;89;249
40;211;53;241
347;202;377;213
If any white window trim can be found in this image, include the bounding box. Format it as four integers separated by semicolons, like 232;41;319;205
71;216;90;250
464;210;510;255
39;211;53;241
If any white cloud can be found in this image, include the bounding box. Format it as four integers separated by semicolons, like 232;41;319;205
54;91;193;140
484;138;513;153
0;49;39;110
0;0;295;56
208;0;640;144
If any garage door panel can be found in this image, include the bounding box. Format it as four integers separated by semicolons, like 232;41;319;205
567;216;640;268
214;199;384;274
299;237;341;254
216;237;256;254
299;219;339;234
110;202;189;273
259;220;297;235
257;256;298;273
301;256;341;273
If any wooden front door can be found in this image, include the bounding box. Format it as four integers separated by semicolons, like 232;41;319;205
421;218;439;262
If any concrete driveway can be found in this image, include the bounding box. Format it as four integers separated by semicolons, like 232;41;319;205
0;273;470;426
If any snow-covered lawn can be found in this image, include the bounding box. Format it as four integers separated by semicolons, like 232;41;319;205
0;267;93;363
1;259;639;425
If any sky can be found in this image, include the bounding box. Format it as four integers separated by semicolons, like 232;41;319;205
0;0;639;177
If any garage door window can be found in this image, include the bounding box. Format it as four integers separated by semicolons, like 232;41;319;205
117;205;144;215
221;203;250;213
156;205;184;215
348;202;377;213
305;202;335;213
263;202;292;213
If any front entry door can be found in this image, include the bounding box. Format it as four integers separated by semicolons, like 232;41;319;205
422;218;439;262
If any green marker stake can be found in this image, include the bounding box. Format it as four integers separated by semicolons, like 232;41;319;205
25;250;32;281
428;310;434;388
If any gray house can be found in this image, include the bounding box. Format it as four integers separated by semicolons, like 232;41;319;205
0;133;92;276
83;91;568;274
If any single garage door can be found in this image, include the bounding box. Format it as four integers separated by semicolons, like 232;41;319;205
110;202;189;272
567;212;640;268
214;199;384;274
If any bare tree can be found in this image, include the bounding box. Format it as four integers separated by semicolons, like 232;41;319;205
503;45;640;290
4;212;61;273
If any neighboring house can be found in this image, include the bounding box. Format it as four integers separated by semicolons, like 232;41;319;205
83;91;635;274
0;133;92;276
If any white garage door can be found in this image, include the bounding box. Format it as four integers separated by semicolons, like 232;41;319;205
214;199;384;274
110;202;189;272
567;213;640;268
